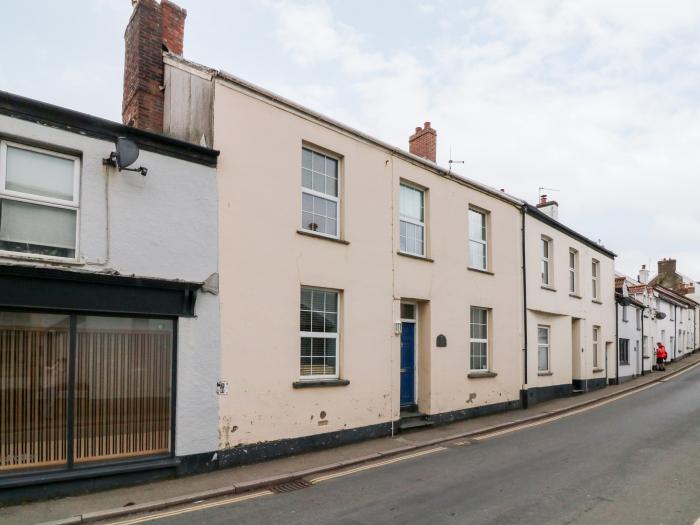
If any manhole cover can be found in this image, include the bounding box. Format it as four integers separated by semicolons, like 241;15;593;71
271;479;313;493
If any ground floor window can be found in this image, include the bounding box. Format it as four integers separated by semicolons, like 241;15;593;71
592;326;600;368
300;287;339;379
469;307;488;371
537;325;550;371
619;338;630;365
0;310;174;474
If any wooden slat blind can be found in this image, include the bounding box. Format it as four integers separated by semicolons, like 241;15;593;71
74;329;172;463
0;327;69;472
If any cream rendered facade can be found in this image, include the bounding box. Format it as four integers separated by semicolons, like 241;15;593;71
158;52;616;461
524;210;616;398
211;74;525;452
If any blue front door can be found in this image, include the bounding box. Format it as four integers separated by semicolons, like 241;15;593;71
400;322;416;407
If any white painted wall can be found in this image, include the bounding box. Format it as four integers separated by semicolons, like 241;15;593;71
0;114;220;458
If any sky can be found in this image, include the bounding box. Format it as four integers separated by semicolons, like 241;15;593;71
2;0;700;278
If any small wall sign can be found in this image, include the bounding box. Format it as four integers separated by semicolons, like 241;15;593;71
436;334;447;347
216;380;229;395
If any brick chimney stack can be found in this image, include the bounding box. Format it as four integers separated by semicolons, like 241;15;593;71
658;258;677;277
122;0;187;132
409;122;437;162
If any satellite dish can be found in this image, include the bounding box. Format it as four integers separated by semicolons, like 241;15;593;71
103;137;148;176
116;138;140;169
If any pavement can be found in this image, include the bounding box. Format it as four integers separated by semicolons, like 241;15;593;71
3;353;700;525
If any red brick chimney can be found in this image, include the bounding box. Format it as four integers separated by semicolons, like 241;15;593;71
658;258;677;278
122;0;187;132
409;122;437;162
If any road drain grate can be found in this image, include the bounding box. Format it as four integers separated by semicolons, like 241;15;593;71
271;479;313;493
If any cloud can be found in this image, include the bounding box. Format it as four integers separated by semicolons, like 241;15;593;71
255;0;700;276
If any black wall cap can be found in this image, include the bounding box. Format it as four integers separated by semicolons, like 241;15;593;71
0;264;201;317
0;90;219;167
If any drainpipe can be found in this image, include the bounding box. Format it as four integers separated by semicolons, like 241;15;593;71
614;300;618;385
521;206;529;409
640;306;645;376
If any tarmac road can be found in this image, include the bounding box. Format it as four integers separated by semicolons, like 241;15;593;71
110;363;700;525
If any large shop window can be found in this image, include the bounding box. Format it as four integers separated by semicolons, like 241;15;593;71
0;311;174;474
0;142;80;259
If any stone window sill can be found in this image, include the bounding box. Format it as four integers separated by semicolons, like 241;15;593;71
397;251;434;263
468;267;494;276
297;230;349;245
569;293;582;299
592;368;605;374
592;299;603;305
468;371;497;378
293;379;350;388
541;285;557;292
537;371;553;376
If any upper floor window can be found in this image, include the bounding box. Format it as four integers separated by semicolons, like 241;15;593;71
622;305;628;322
399;183;425;257
469;307;489;371
636;309;642;330
569;248;578;294
300;287;339;379
468;209;488;271
301;147;339;238
541;237;552;286
591;259;600;300
0;141;80;259
670;306;675;321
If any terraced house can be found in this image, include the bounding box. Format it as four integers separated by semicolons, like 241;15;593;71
0;90;219;502
118;0;616;470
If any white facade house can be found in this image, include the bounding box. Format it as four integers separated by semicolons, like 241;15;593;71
0;91;220;502
615;276;645;382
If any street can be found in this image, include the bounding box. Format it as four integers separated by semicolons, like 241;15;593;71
107;363;700;525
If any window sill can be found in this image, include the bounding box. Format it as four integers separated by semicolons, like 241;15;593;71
297;230;349;245
592;368;604;373
0;250;84;266
293;379;350;389
569;293;582;299
397;251;434;263
468;371;497;378
541;285;557;292
592;300;603;305
468;267;494;276
537;371;553;376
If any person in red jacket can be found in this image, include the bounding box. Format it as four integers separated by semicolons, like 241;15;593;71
656;342;668;371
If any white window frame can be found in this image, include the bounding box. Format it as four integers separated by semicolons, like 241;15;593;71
469;306;489;371
537;325;550;372
636;309;641;330
468;208;488;271
300;146;340;240
299;286;340;380
569;248;578;294
399;182;426;257
0;140;81;261
622;305;628;322
541;237;552;286
591;259;600;300
593;326;600;368
619;338;630;365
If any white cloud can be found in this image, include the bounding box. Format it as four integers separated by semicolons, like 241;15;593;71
256;0;700;277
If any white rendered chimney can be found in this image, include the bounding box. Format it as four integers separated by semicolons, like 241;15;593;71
536;194;559;221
